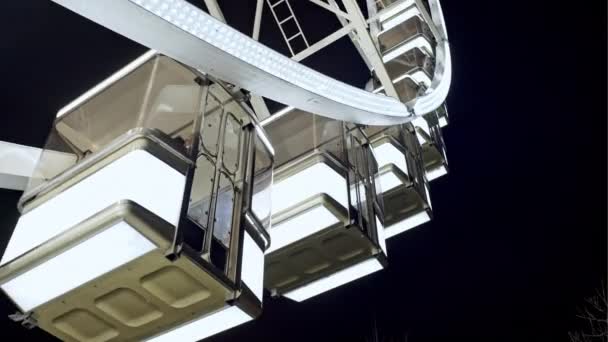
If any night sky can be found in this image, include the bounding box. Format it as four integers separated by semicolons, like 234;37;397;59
0;1;606;341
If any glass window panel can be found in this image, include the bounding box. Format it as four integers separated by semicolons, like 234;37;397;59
393;78;420;103
384;48;433;81
379;16;432;54
264;109;344;167
188;155;215;229
222;113;242;175
24;54;203;195
251;136;273;230
213;172;235;248
201;95;222;157
55;56;201;155
26;131;79;191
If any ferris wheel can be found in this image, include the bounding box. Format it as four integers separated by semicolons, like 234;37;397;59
0;0;452;341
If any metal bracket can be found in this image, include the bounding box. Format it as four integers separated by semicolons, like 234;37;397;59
164;242;183;261
9;311;38;329
417;83;428;96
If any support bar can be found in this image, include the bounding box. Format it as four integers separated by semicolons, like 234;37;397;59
292;23;355;62
203;0;226;23
341;0;400;99
253;0;264;40
414;0;443;40
0;142;41;191
51;0;416;125
309;0;350;19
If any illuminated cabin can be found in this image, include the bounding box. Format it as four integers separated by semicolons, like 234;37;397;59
0;0;456;339
366;124;432;238
367;0;449;181
260;109;387;302
0;52;274;342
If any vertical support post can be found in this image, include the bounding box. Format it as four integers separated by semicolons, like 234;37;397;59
202;106;229;261
365;0;381;46
226;124;254;283
362;141;379;243
341;123;355;226
170;77;209;258
326;0;373;70
253;0;264;41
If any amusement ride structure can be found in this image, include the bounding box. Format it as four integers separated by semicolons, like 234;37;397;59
0;0;452;340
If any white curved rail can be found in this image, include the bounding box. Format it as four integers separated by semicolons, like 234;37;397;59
50;0;450;125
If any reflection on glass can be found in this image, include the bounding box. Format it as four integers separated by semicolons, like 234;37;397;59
25;54;203;195
189;155;215;230
252;136;273;230
213;173;235;247
223;114;242;175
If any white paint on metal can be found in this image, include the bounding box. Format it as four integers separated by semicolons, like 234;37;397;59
253;0;264;40
309;0;350;19
203;0;226;23
50;0;450;124
0;142;42;191
292;23;355;62
341;0;400;99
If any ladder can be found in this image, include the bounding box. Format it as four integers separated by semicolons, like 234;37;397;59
266;0;310;56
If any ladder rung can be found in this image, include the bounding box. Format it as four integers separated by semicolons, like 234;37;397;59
279;15;294;25
270;0;285;8
287;32;302;41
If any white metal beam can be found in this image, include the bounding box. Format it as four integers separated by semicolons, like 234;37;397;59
413;0;443;40
292;23;355;62
365;0;381;45
204;0;273;120
253;0;264;40
0;142;40;191
50;0;419;124
203;0;226;23
308;0;350;20
340;0;399;99
326;0;373;70
306;0;368;69
249;95;271;120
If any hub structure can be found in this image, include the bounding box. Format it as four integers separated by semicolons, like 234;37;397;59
0;0;452;341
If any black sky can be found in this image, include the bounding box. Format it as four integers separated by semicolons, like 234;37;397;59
0;1;606;341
